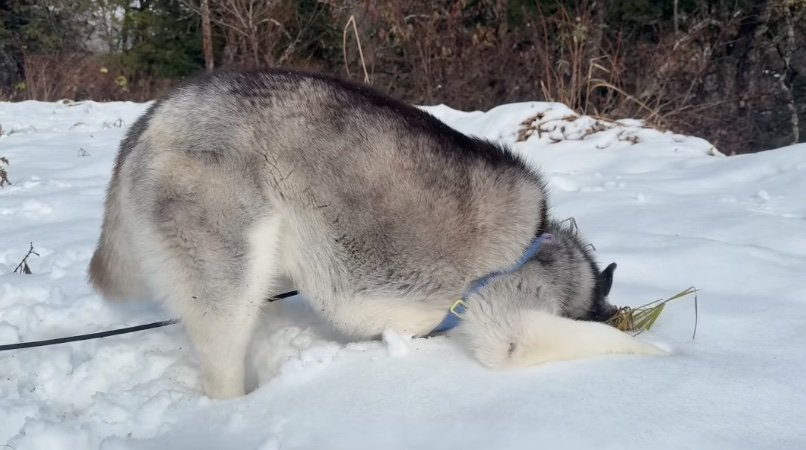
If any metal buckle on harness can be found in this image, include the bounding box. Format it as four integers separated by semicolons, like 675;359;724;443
449;299;468;317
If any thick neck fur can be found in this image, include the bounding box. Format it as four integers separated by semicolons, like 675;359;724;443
471;219;606;321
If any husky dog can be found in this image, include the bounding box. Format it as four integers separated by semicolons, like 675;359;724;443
89;70;663;398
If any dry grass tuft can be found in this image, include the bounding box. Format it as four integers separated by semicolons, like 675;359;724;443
608;287;699;338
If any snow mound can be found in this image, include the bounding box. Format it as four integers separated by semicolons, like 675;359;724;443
422;102;720;156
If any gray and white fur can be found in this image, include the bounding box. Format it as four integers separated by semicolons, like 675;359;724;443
89;70;663;398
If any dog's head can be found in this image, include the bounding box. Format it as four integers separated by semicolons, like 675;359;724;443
473;219;621;326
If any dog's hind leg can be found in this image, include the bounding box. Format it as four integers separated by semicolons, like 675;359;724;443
144;200;284;398
177;289;263;398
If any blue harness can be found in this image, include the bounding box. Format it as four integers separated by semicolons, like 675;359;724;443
428;233;554;335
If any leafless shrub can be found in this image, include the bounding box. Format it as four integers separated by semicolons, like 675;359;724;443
183;0;328;69
21;53;134;101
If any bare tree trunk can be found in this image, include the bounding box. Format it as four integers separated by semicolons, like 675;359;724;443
249;31;260;67
224;27;237;66
778;1;799;144
673;0;679;34
201;0;215;72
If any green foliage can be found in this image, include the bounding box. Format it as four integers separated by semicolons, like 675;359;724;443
0;1;99;92
0;0;204;99
289;0;341;67
115;0;203;79
0;0;93;53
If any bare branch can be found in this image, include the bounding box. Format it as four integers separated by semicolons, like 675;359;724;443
13;243;39;275
343;15;370;84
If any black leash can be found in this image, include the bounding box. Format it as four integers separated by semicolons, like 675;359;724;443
0;290;299;352
0;319;181;351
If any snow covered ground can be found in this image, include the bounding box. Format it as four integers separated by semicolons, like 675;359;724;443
1;99;804;449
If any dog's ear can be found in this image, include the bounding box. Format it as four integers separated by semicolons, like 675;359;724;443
600;262;617;297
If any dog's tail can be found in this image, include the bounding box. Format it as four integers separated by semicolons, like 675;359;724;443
461;308;666;369
88;166;150;301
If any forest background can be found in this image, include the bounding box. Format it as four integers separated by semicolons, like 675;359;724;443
1;0;804;154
